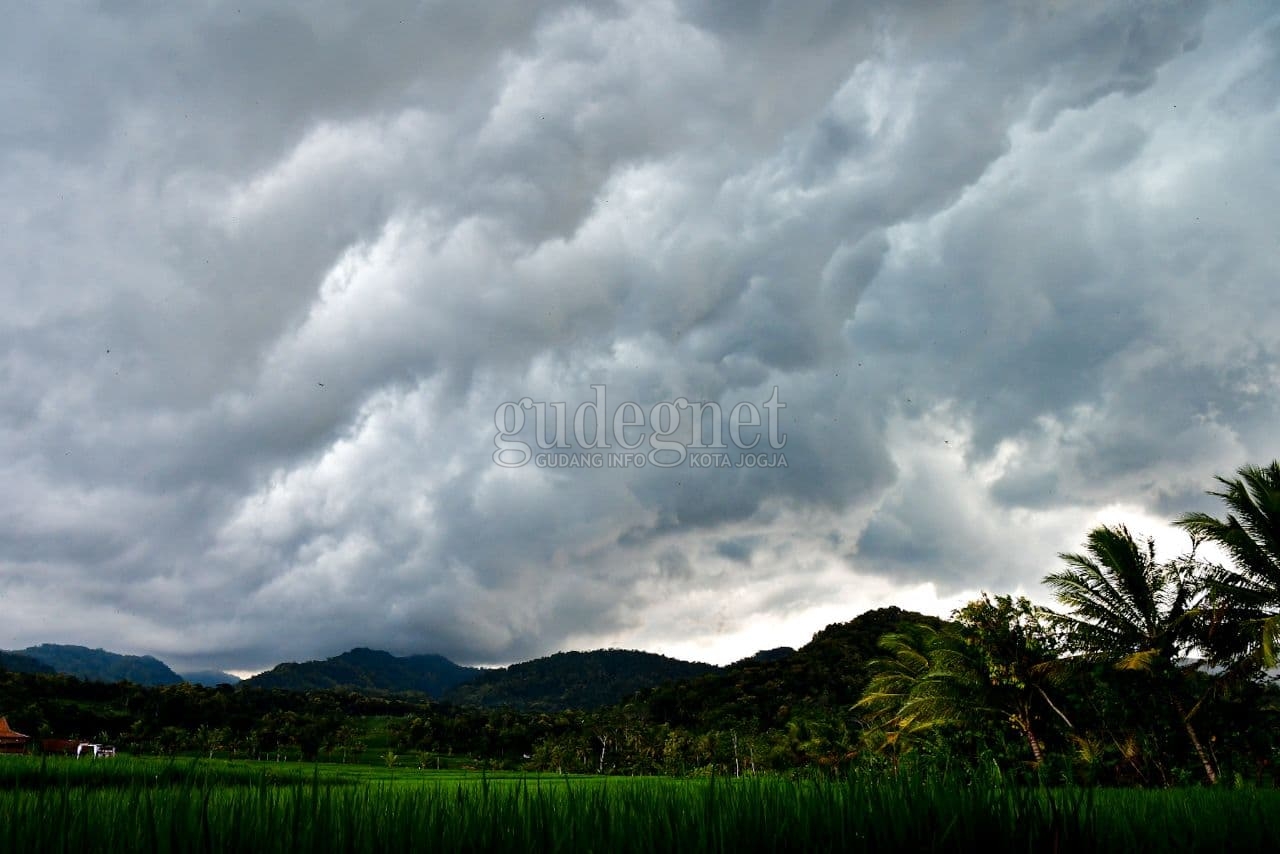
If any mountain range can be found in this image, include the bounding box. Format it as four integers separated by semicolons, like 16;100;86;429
0;607;937;712
11;644;185;686
2;645;240;688
238;646;720;710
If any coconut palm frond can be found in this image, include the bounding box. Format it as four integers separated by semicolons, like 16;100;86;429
1178;462;1280;669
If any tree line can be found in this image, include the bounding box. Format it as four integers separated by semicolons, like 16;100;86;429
2;462;1277;785
855;461;1280;785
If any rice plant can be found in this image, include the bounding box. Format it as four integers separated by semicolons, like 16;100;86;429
1;757;1277;853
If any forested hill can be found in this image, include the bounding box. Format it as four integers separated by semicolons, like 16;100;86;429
12;644;183;686
0;651;55;675
242;648;478;697
444;650;719;711
627;607;944;729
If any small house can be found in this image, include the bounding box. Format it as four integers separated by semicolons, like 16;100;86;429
0;717;31;754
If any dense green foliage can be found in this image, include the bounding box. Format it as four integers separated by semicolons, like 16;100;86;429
1180;461;1280;667
849;463;1280;786
634;608;942;732
10;645;183;686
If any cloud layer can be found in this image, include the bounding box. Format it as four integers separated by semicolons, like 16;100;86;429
2;1;1277;671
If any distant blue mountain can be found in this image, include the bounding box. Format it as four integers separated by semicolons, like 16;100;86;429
181;670;241;687
14;644;184;686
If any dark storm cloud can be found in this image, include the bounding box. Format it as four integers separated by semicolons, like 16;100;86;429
1;1;1275;670
714;538;758;564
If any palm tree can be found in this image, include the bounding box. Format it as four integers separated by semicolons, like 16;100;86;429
1043;524;1217;784
953;594;1074;765
855;624;987;762
859;601;1083;769
1178;461;1280;667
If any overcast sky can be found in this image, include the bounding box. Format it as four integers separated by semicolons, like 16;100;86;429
2;1;1277;674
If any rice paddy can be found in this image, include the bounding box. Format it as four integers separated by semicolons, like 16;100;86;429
2;756;1276;853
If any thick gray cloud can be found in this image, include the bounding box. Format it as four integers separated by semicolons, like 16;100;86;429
2;1;1276;671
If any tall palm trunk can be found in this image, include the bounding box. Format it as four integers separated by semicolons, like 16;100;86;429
1025;727;1045;765
1013;708;1045;764
1170;693;1217;785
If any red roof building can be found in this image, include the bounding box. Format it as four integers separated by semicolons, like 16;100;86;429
0;717;31;754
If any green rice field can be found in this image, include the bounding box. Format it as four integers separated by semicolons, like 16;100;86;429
2;756;1277;853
